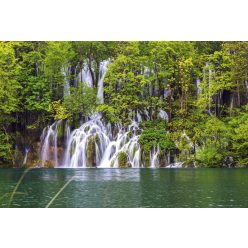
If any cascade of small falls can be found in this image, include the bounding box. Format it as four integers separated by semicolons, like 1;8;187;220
40;114;143;168
40;112;169;168
63;114;111;167
40;60;170;168
98;120;141;168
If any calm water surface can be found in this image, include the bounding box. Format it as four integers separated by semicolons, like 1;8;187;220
0;168;247;208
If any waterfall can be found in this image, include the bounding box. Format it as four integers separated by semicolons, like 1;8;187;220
150;146;160;168
136;111;142;122
79;64;94;87
181;130;195;149
77;60;109;103
98;120;141;168
97;60;110;104
158;109;169;121
40;114;143;168
23;147;30;165
39;108;174;168
39;60;172;168
40;120;62;167
63;114;111;168
62;67;70;95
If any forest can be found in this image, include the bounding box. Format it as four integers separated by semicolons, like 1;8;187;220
0;41;248;168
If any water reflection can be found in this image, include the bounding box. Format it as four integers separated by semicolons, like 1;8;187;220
0;169;248;207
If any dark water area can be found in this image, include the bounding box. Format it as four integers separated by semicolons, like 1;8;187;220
0;168;247;208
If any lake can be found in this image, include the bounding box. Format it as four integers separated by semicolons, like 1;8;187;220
0;168;247;208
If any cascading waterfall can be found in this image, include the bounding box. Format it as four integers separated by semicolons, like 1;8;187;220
40;112;172;168
40;120;62;167
39;60;171;168
63;114;111;167
98;120;141;168
40;114;143;168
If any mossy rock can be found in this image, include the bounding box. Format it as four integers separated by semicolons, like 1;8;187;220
22;159;41;168
86;135;99;167
142;150;151;168
44;160;54;168
110;160;115;168
182;157;195;168
117;152;131;168
158;154;166;168
56;122;64;139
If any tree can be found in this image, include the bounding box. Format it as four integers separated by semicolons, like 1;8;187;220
0;42;21;165
63;82;97;120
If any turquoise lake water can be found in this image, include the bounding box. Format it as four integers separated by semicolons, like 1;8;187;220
0;168;247;208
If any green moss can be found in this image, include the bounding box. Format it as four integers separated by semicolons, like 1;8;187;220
181;157;195;168
110;160;115;168
44;160;54;168
22;159;41;168
142;150;151;167
117;152;131;168
86;135;99;167
56;122;64;138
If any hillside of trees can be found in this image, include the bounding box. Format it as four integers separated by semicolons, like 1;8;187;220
0;41;248;168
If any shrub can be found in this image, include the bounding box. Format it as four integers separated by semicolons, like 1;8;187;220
196;145;224;168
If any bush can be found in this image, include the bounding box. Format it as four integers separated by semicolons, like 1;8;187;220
63;82;97;118
196;145;224;168
139;120;176;153
0;131;14;167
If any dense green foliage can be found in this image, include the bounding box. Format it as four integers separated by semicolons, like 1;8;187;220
139;120;175;153
0;41;248;167
63;82;97;120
